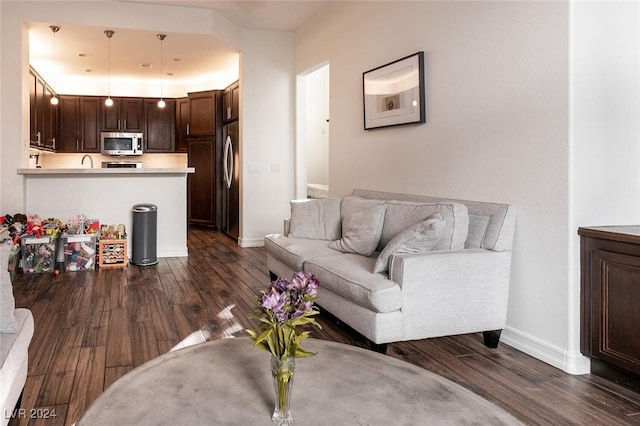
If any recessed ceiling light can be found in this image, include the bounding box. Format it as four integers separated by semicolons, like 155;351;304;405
172;58;183;62
166;72;174;76
78;53;91;58
85;69;94;73
140;63;153;68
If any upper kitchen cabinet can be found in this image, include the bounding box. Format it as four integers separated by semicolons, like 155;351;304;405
101;97;143;132
57;96;101;153
175;98;189;153
29;68;58;150
144;99;176;153
222;80;239;123
187;90;220;137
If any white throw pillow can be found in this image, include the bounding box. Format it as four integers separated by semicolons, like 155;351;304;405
0;240;18;333
329;204;387;256
288;197;342;241
373;213;445;273
379;200;468;252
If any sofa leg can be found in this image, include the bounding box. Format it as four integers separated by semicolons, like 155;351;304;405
370;342;388;354
269;271;278;282
482;330;502;348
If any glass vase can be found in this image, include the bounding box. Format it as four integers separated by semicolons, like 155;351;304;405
270;356;295;425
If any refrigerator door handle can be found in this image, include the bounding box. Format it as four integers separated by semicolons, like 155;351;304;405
228;140;234;189
223;135;233;189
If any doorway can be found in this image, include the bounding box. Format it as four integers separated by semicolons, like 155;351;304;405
296;63;330;199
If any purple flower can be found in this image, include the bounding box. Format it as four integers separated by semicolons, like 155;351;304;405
262;290;286;313
275;311;289;323
272;277;289;292
292;301;313;318
248;272;322;358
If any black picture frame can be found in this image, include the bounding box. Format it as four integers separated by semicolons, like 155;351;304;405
363;52;425;130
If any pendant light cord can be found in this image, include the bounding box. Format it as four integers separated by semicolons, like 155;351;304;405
157;34;167;108
104;30;114;106
49;26;60;104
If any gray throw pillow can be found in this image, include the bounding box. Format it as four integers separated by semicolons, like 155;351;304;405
373;213;445;273
329;204;387;256
288;197;342;240
0;240;18;333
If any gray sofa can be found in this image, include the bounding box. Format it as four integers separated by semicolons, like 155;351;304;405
1;241;34;425
265;189;516;350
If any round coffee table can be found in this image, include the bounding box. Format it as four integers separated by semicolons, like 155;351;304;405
78;338;521;425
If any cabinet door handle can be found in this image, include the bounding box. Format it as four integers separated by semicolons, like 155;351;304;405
51;137;56;149
37;131;41;145
118;119;121;129
186;124;190;136
124;120;127;129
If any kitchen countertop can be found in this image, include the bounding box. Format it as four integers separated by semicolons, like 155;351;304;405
17;168;195;175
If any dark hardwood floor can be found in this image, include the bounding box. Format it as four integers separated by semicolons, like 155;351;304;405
8;227;640;425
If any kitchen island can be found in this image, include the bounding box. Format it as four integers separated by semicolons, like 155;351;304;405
18;168;194;258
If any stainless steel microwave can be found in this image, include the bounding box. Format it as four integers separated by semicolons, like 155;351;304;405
101;132;143;156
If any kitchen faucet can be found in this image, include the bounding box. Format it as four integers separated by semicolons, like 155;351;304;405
81;154;94;168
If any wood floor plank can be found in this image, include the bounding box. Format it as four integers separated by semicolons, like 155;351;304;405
38;327;82;406
8;227;640;426
130;320;160;368
11;374;44;426
66;346;105;425
104;307;133;368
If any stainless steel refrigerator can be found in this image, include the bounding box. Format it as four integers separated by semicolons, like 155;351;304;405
221;120;239;240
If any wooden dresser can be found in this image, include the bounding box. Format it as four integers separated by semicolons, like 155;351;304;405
579;226;640;390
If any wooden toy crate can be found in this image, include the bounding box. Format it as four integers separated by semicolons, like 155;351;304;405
98;239;128;268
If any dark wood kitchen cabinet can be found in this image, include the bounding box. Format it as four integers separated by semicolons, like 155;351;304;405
29;69;57;150
222;80;239;123
144;98;176;152
579;226;640;391
175;98;189;153
187;90;218;137
188;138;216;226
186;90;222;227
101;97;143;131
57;96;101;153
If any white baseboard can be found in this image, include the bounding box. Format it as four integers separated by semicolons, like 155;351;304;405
158;248;188;258
501;327;591;375
238;237;264;248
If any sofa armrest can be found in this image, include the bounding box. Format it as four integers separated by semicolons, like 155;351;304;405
388;249;513;339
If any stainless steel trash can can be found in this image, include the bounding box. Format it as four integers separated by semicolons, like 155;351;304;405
132;204;158;266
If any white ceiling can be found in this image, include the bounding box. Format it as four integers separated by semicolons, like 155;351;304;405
28;1;327;98
123;0;329;32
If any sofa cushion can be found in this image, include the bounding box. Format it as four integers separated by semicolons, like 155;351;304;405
264;234;338;272
373;213;445;273
0;241;17;334
304;253;403;313
288;197;342;240
329;203;386;256
378;200;469;252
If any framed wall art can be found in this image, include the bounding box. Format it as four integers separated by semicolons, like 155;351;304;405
363;51;425;130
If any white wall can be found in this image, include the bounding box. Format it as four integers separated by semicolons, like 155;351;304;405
570;2;640;363
305;65;330;186
239;29;295;246
294;1;587;372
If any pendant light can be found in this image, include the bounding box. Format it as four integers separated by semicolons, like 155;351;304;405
104;30;114;107
49;25;60;105
157;33;167;108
